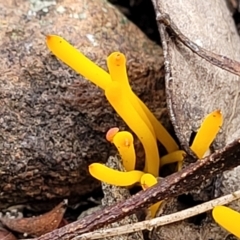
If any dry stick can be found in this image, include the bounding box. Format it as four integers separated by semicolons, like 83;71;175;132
74;190;240;240
35;139;240;240
156;13;240;77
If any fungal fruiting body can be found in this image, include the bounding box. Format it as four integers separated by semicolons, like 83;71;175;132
107;52;155;136
46;35;111;90
190;110;223;159
106;129;136;171
105;81;159;177
212;206;240;238
46;36;182;177
46;36;180;166
89;163;144;186
107;52;179;153
141;173;162;218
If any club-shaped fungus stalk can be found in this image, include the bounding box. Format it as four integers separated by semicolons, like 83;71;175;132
107;52;179;153
89;163;144;186
141;173;162;218
190;110;223;159
46;35;111;90
106;129;136;171
212;206;240;238
107;52;155;136
105;81;160;177
160;150;186;167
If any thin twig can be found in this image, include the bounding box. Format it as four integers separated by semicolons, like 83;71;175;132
73;190;240;239
156;13;240;77
33;7;240;239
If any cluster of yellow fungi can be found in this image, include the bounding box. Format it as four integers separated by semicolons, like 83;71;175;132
106;127;135;171
46;35;223;218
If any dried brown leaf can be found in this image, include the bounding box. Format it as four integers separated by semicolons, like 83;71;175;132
0;200;67;237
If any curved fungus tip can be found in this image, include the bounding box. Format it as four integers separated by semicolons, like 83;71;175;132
212;206;240;238
107;52;126;68
190;109;223;159
46;35;111;90
140;173;157;190
106;127;120;142
112;131;135;171
113;131;134;148
88;163;144;186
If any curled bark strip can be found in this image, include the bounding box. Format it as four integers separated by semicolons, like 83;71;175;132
1;200;67;237
157;13;240;77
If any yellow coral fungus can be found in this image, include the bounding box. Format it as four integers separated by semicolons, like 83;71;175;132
141;173;162;218
46;36;183;174
139;101;179;153
106;129;136;171
160;150;185;167
46;35;111;90
190;110;223;159
107;52;155;136
212;206;240;238
89;163;144;186
107;52;179;153
105;81;160;177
